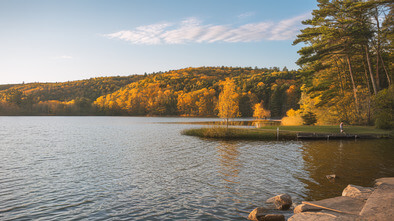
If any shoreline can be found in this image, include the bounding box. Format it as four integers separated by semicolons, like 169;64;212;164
182;127;392;141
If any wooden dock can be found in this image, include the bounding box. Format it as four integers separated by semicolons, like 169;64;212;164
296;133;387;140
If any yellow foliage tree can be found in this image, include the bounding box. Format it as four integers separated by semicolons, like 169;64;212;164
281;108;303;126
217;78;239;128
253;103;271;119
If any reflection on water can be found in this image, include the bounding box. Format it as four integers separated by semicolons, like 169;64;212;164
300;139;394;201
217;141;241;186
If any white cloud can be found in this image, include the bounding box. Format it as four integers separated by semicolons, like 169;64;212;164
105;14;309;45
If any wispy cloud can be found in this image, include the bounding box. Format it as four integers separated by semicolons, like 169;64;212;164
105;14;309;45
60;55;73;59
268;14;309;40
53;55;73;59
237;12;255;19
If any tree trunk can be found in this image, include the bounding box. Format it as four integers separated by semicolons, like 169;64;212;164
334;56;345;95
363;61;371;94
375;11;381;90
365;45;378;95
346;55;359;114
362;61;372;125
379;52;391;86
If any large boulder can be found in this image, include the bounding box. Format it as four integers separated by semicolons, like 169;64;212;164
248;207;267;221
247;207;285;221
288;211;358;221
342;184;373;201
263;214;285;221
266;194;292;210
375;177;394;186
359;183;394;220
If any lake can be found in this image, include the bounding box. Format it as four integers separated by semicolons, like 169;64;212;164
1;117;393;220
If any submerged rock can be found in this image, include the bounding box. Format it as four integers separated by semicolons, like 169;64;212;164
266;194;292;210
326;174;337;181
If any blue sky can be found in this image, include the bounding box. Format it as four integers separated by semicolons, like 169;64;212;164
0;0;317;84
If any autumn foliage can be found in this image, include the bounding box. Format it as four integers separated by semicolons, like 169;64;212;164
0;67;300;117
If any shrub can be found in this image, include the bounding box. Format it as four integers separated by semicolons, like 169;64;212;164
374;85;394;129
281;108;303;126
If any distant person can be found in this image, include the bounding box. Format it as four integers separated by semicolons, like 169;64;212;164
340;122;344;133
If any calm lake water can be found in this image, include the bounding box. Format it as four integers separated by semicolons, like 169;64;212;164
1;117;393;220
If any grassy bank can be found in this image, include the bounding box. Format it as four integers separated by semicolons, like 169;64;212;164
182;127;297;140
182;125;393;141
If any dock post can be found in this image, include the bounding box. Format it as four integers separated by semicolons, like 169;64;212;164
277;127;279;141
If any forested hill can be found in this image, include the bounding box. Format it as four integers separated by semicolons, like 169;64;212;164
0;75;144;115
94;67;300;117
0;67;302;117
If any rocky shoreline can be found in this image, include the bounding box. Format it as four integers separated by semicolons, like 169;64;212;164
247;177;394;221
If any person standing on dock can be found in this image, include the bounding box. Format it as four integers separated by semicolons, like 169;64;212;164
340;122;344;133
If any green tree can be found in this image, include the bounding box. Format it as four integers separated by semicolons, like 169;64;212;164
293;0;392;125
302;111;317;125
374;85;394;129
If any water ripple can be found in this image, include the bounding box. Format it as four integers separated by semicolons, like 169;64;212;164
1;117;393;220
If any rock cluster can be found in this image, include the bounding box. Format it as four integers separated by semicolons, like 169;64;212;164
289;177;394;221
266;193;293;210
248;193;292;221
247;207;285;221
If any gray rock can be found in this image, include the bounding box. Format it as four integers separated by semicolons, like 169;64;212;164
360;183;394;220
288;212;338;221
266;194;292;210
263;214;285;221
342;184;373;201
302;196;364;215
289;177;394;220
248;207;267;221
266;196;276;204
247;207;285;221
326;174;337;180
288;211;358;221
375;177;394;186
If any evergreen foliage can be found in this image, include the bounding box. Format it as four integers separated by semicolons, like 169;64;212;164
302;111;318;125
374;85;394;129
292;0;392;126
